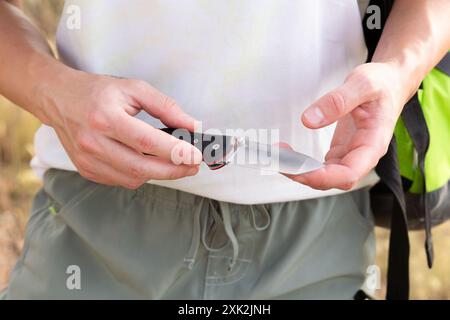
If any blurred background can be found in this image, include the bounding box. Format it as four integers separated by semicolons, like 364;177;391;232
0;0;449;299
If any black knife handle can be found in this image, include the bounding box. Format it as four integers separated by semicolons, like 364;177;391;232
159;127;234;169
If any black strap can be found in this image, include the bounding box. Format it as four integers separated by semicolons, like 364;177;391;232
401;52;450;267
363;0;395;62
436;52;450;77
401;95;434;268
364;0;448;301
386;197;410;299
375;138;410;300
364;0;411;300
354;289;374;300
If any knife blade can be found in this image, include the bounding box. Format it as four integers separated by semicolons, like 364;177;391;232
160;127;322;175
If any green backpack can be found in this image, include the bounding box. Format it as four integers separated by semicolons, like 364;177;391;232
364;0;450;299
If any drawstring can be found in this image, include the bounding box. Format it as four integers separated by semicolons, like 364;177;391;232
184;198;225;270
184;200;271;272
249;205;271;231
201;203;229;252
183;198;205;269
221;202;240;271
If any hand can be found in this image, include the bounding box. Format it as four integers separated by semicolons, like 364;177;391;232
288;63;409;190
37;70;203;189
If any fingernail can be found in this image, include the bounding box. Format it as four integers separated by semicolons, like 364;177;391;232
181;145;203;165
183;115;199;129
193;120;202;131
191;147;203;165
303;107;324;126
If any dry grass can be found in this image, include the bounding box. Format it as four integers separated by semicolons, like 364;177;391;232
376;225;450;299
0;1;60;292
0;97;41;291
0;0;449;300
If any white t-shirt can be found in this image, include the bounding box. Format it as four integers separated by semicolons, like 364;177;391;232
31;0;379;204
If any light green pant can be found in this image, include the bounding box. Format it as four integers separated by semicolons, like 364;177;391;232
3;169;375;299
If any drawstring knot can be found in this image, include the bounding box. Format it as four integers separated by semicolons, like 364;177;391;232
183;200;271;272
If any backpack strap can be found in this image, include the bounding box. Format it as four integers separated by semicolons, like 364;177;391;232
364;0;449;301
436;52;450;76
375;139;410;299
362;0;395;61
376;50;449;300
401;94;434;268
364;0;411;300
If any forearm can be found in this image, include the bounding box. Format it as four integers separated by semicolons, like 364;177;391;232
0;1;77;123
372;0;450;102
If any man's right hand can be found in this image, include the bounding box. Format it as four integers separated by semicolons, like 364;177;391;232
36;70;203;189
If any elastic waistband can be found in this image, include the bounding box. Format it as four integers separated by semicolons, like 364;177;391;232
43;169;202;209
43;169;278;211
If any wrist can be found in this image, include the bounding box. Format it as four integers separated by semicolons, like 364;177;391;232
372;50;427;105
28;53;84;124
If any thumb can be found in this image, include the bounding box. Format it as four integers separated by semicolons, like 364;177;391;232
301;75;371;129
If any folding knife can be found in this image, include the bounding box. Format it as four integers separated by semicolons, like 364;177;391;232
160;127;322;175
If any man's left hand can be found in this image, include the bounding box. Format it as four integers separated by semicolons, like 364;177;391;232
288;62;410;190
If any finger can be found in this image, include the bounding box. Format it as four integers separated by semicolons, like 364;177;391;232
74;156;145;188
290;127;390;190
286;164;353;190
329;116;356;146
55;128;142;186
110;112;203;165
323;118;354;162
324;144;348;162
291;142;381;191
301;75;377;129
56;130;148;188
94;135;200;181
274;141;294;150
125;80;199;131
